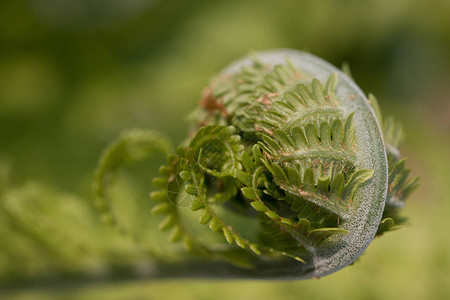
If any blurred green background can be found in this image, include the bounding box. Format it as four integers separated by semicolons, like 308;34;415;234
1;0;449;299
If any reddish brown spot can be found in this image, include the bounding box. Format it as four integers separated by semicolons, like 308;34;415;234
255;92;279;110
200;85;229;117
255;96;270;109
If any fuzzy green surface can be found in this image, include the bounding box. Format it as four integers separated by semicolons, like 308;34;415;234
212;50;388;278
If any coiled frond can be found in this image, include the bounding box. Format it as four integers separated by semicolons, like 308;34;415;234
94;49;418;279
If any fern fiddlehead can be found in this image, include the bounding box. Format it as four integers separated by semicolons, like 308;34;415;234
94;49;418;279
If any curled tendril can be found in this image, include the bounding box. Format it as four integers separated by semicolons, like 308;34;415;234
94;49;418;279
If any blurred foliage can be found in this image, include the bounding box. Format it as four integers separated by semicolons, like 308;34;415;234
0;0;449;299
